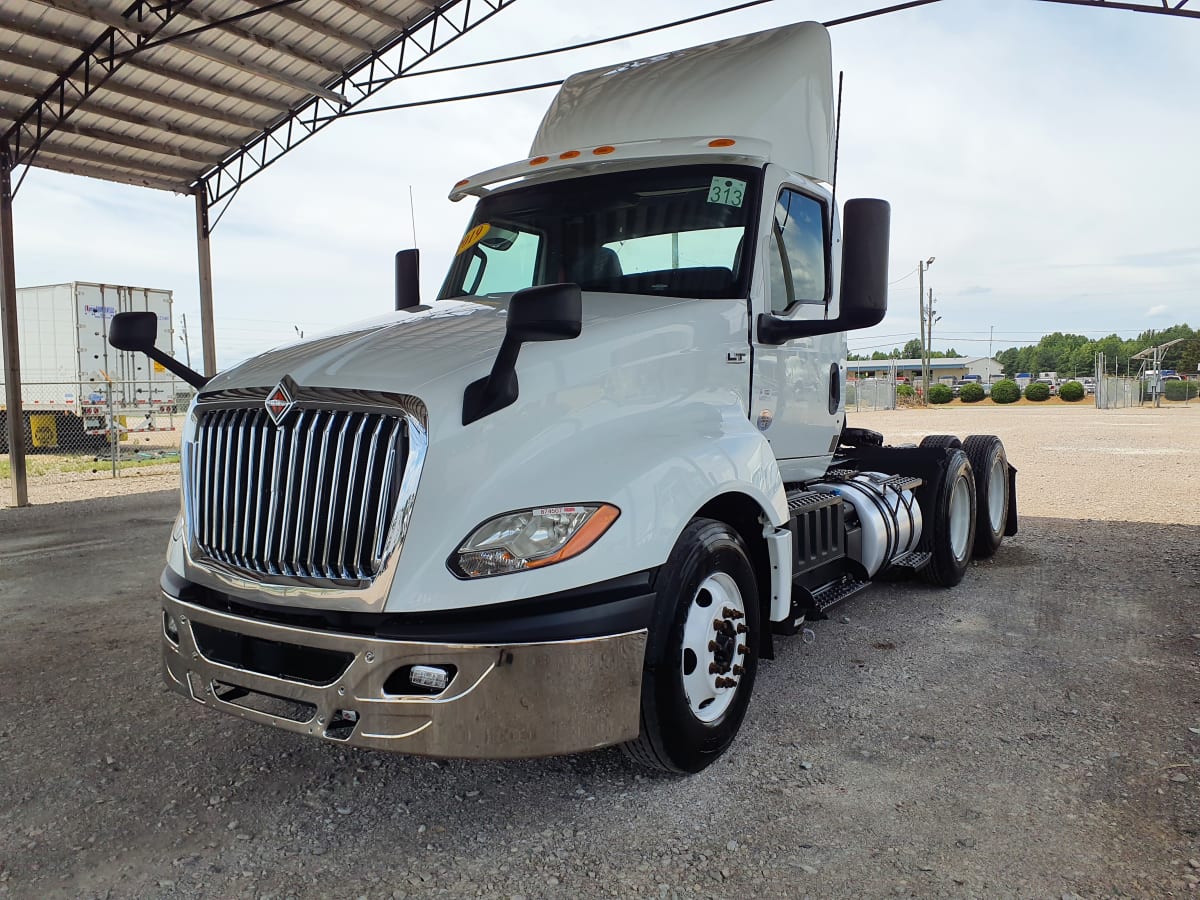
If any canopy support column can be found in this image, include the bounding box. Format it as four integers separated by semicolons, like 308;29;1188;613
1;142;29;508
194;188;216;377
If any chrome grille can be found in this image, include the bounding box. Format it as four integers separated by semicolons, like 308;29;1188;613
187;406;408;582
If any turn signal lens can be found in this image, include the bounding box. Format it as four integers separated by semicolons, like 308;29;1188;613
529;156;550;166
452;504;620;578
708;138;737;148
593;145;616;155
559;150;581;159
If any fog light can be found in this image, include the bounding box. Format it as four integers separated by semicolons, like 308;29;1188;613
163;610;179;645
410;665;450;691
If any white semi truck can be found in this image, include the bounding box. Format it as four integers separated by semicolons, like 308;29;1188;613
111;22;1016;773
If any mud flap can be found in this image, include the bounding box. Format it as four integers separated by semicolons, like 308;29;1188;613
1004;464;1019;537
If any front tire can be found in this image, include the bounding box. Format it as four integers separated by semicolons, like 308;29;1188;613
621;518;760;774
920;449;977;587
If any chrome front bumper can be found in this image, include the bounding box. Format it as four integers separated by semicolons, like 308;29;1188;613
161;594;647;758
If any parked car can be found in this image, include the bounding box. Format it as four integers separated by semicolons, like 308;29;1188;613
1034;378;1058;396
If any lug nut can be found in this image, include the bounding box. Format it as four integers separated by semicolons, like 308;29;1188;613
736;623;748;634
732;665;745;676
708;640;718;652
737;644;748;655
709;663;721;674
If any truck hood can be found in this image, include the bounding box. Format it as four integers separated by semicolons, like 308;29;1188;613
205;294;696;398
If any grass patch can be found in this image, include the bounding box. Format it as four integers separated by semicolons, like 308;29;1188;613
0;452;180;479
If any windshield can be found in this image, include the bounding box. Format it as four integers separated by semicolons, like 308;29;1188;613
438;164;761;301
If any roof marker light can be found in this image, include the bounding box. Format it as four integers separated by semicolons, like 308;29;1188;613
529;156;550;166
559;150;581;159
593;145;616;156
708;138;737;148
454;178;469;188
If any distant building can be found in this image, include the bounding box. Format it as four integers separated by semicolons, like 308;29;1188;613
846;356;1005;384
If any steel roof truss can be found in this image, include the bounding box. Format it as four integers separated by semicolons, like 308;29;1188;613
0;46;273;129
3;0;193;173
2;77;243;146
202;0;520;207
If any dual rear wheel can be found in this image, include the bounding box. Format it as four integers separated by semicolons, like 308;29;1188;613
918;433;1010;586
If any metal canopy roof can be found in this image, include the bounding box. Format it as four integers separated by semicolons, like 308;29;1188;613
1;0;517;199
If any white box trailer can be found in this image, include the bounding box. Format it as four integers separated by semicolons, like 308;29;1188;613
0;282;177;451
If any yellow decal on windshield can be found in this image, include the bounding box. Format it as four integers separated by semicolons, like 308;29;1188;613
456;223;491;256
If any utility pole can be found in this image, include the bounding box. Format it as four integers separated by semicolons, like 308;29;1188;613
181;313;192;369
988;325;994;359
925;289;940;393
917;257;934;403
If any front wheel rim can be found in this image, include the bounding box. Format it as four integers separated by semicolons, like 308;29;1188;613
680;571;746;723
949;474;972;561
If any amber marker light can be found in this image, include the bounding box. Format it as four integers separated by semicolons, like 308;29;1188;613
593;145;616;155
529;156;550;166
525;504;621;570
708;138;737;148
454;178;470;188
559;150;581;159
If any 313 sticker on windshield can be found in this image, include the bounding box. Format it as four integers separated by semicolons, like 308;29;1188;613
708;176;746;208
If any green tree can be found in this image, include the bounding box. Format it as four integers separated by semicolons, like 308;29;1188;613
902;338;923;359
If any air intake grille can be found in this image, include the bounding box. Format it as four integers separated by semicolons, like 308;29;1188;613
188;407;407;582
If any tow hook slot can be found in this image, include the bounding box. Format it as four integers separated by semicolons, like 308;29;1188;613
325;709;360;741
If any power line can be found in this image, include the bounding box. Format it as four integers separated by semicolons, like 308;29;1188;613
396;0;786;81
337;0;950;122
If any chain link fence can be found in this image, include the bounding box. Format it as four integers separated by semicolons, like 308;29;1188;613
1094;376;1143;409
846;377;897;411
1;379;194;486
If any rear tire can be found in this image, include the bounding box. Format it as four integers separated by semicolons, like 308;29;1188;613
919;449;976;587
962;435;1008;558
919;434;962;450
621;518;760;774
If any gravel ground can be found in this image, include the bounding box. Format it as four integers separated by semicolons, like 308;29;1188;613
1;412;1198;899
852;404;1200;525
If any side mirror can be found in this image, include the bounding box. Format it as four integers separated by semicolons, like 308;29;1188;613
505;281;583;343
757;198;891;345
108;310;158;352
108;311;208;389
395;248;420;310
462;283;582;425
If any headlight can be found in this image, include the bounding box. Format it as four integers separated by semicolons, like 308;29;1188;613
450;503;620;578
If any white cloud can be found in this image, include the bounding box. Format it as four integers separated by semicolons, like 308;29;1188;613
1146;304;1170;317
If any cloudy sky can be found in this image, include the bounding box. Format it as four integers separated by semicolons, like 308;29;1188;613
10;0;1200;369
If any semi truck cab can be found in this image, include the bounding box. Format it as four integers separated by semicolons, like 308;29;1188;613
111;22;1017;773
